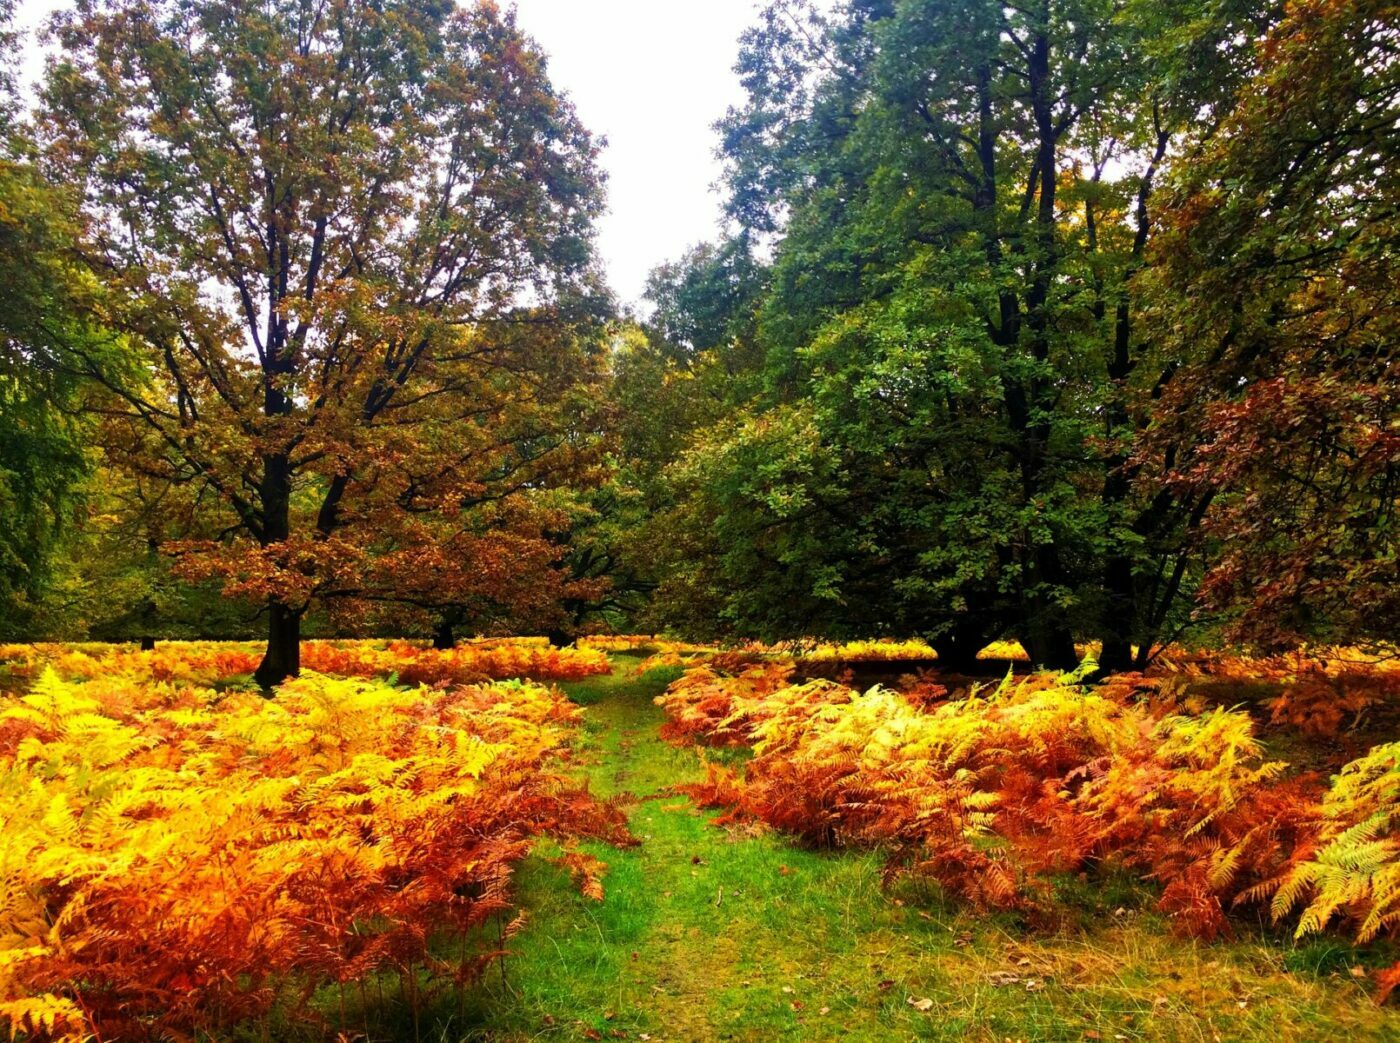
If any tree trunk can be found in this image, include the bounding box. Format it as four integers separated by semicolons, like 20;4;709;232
1098;634;1134;675
931;618;992;673
1021;617;1079;671
140;635;156;652
255;602;301;691
432;620;456;651
1098;554;1137;674
254;441;296;692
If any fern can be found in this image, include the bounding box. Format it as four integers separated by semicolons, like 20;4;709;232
655;661;1323;936
0;666;628;1041
1268;743;1400;948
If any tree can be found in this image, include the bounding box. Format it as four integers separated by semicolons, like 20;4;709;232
608;256;767;639
0;160;94;638
41;0;605;686
639;0;1276;669
1143;0;1400;651
0;3;102;639
332;493;607;648
312;313;617;648
33;466;260;644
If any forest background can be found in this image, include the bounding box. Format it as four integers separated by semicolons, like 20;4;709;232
0;0;1395;686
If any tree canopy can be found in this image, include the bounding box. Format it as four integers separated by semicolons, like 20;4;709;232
0;0;1393;672
40;0;607;684
622;0;1397;667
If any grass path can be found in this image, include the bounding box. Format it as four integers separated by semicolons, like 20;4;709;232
451;658;1400;1041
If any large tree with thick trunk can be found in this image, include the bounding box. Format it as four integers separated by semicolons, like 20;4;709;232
637;0;1278;669
40;0;604;686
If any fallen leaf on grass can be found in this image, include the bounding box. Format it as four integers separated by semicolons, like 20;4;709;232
907;996;934;1012
877;979;895;991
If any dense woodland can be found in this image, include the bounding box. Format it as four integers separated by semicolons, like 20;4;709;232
0;0;1393;681
0;0;1398;1039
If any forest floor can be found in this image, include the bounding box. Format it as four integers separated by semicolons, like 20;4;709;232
416;656;1400;1041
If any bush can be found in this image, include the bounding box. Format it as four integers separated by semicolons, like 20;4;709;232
661;664;1325;937
0;638;612;689
0;669;628;1041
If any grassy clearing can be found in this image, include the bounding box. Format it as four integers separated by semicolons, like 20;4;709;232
327;656;1399;1041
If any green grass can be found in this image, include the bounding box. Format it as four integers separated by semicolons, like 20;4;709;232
322;655;1400;1041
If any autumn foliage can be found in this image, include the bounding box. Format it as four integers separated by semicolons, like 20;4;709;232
0;638;611;688
657;659;1400;985
0;667;627;1041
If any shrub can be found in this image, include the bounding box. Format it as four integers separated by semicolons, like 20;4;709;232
653;661;795;745
0;638;612;689
1266;741;1400;997
0;669;627;1041
659;663;1326;937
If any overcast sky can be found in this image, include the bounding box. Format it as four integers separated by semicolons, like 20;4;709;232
12;0;763;308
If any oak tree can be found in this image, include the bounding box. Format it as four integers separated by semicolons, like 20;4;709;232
41;0;605;685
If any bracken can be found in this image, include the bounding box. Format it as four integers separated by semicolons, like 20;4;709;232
0;668;628;1041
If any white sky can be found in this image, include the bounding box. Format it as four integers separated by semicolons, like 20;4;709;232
12;0;763;308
